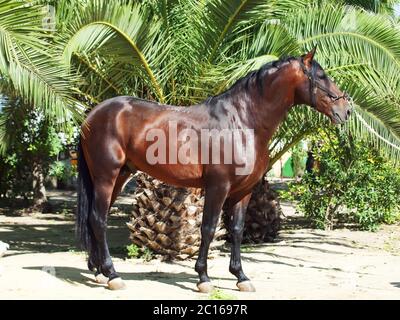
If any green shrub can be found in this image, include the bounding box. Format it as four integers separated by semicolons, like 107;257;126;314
0;98;78;204
49;160;77;184
283;128;400;231
0;105;63;202
291;142;307;177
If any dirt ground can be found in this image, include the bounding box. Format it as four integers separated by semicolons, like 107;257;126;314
1;190;400;300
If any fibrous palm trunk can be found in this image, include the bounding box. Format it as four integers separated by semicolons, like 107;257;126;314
241;178;282;243
127;172;226;260
127;172;281;260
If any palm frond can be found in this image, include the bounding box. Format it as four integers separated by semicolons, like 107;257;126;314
269;3;400;163
61;0;173;102
0;0;81;124
347;105;400;161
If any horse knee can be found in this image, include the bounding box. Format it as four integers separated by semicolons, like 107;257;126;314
231;225;243;236
230;228;244;246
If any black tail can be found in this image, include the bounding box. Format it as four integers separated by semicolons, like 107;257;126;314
76;140;93;252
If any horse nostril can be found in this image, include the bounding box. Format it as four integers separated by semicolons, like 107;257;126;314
346;108;352;120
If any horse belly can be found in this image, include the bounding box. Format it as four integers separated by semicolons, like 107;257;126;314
128;156;204;188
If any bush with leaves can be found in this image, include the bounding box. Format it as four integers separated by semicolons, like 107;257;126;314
284;127;400;231
48;159;77;188
0;102;64;206
291;142;307;177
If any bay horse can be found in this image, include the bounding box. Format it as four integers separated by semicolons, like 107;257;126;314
77;47;352;292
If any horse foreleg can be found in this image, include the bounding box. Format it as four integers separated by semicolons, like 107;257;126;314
227;194;255;292
195;183;229;293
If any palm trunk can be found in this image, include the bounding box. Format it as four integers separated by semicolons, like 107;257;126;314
224;178;282;243
128;173;282;260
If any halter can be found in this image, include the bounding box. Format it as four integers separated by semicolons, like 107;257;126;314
300;60;349;108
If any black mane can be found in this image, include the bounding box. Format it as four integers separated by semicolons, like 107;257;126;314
205;56;298;105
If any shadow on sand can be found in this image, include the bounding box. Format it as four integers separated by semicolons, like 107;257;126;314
0;214;131;257
23;265;238;292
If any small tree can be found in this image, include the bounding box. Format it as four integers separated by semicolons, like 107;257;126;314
284;127;400;231
0;99;64;208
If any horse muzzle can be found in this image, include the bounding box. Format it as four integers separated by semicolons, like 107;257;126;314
331;104;352;124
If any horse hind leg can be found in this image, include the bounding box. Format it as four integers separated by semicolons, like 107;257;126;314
110;165;136;207
89;171;129;290
88;236;107;284
94;166;135;285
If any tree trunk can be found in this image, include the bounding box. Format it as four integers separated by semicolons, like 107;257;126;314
222;178;282;243
32;161;47;208
128;173;282;260
127;172;226;260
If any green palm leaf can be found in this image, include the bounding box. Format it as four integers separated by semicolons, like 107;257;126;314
0;0;79;118
60;0;174;103
273;3;400;163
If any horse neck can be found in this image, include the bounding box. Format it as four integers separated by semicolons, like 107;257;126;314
244;65;298;143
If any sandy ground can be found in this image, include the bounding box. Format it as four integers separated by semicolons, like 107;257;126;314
1;191;400;300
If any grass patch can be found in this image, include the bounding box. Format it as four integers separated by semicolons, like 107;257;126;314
126;244;154;261
240;245;257;253
208;288;237;300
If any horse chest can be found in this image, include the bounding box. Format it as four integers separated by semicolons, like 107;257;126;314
229;151;269;195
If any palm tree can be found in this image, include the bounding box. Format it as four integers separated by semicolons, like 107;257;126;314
54;0;400;161
55;0;400;249
343;0;399;13
1;0;399;246
268;1;400;165
2;1;399;157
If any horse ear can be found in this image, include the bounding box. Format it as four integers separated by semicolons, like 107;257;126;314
302;45;317;67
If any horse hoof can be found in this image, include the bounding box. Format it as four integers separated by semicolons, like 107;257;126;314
95;273;108;285
108;277;126;290
237;281;256;292
197;282;214;293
